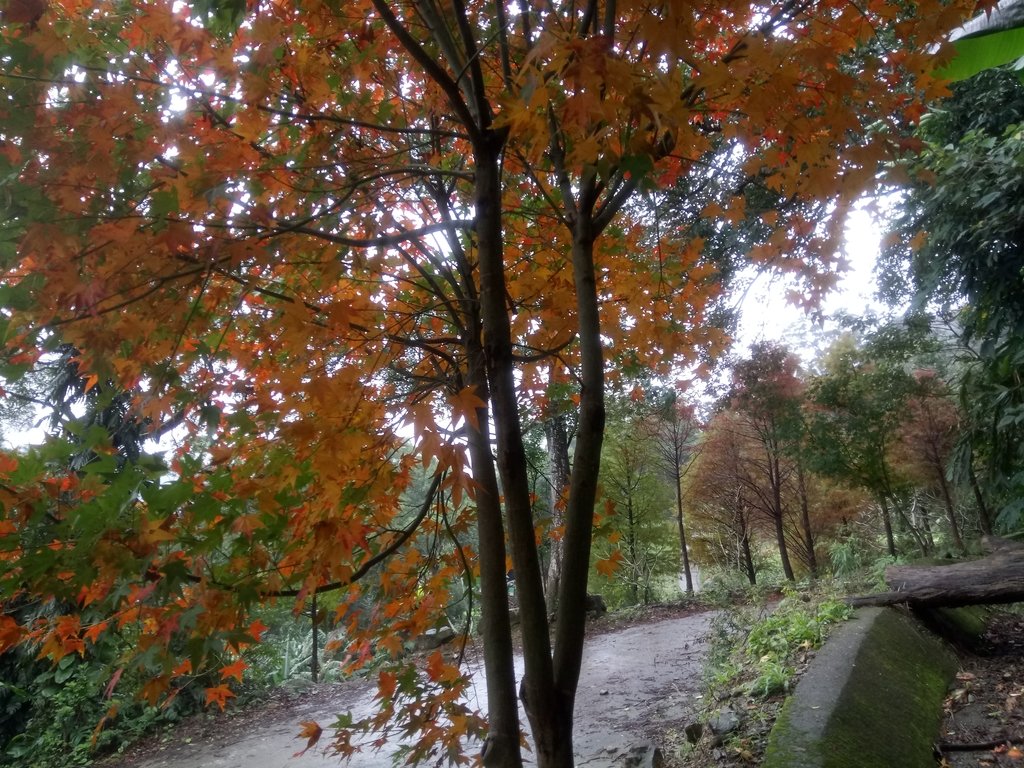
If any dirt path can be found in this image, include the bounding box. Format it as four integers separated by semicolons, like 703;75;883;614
106;609;715;768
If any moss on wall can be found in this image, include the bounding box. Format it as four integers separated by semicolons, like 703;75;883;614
762;608;956;768
917;606;989;649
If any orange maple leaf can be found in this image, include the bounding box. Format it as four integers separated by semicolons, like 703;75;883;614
0;616;22;653
247;619;268;642
204;684;235;711
378;669;397;700
595;549;623;578
449;385;486;431
220;658;247;683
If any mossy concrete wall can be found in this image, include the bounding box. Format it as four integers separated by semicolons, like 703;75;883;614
762;607;957;768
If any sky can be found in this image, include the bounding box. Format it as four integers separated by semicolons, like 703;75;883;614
733;205;888;362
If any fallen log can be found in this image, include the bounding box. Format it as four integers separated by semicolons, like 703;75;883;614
846;538;1024;608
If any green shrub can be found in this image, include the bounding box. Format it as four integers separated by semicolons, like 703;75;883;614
703;594;853;708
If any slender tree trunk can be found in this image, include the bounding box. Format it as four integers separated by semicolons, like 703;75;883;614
544;412;570;609
674;467;694;593
627;501;638;604
310;590;319;684
466;356;522;767
918;498;935;553
548;208;607;768
770;455;795;580
879;495;897;557
470;147;527;768
896;502;929;556
936;467;965;554
969;462;994;535
796;464;817;577
742;531;756;585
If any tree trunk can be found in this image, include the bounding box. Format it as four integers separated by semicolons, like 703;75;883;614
770;455;795;580
627;500;638;605
544;412;570;610
674;467;694;593
969;462;994;535
310;590;319;684
471;144;529;768
548;206;607;768
847;538;1024;607
917;498;935;553
936;466;965;554
466;348;522;768
796;464;817;577
879;495;897;557
895;501;930;556
742;531;756;585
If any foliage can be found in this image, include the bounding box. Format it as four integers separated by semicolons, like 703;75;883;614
805;327;923;555
707;595;852;704
881;69;1024;532
728;342;808;580
0;637;202;768
591;399;680;607
0;0;978;764
937;0;1024;83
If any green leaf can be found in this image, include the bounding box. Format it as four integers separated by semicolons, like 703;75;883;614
938;26;1024;81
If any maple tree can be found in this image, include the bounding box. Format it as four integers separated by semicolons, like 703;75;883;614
0;0;978;765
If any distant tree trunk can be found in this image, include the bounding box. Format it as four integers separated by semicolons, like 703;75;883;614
770;455;796;581
741;531;756;585
935;465;966;554
310;589;319;684
969;463;993;535
895;502;929;556
626;499;638;605
796;464;817;577
674;468;694;593
879;495;897;557
917;498;935;553
544;413;570;610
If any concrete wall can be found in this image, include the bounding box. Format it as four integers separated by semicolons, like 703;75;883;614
761;607;957;768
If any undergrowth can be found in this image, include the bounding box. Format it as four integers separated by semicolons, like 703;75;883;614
671;583;853;767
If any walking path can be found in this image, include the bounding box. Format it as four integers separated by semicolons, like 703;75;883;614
107;609;715;768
